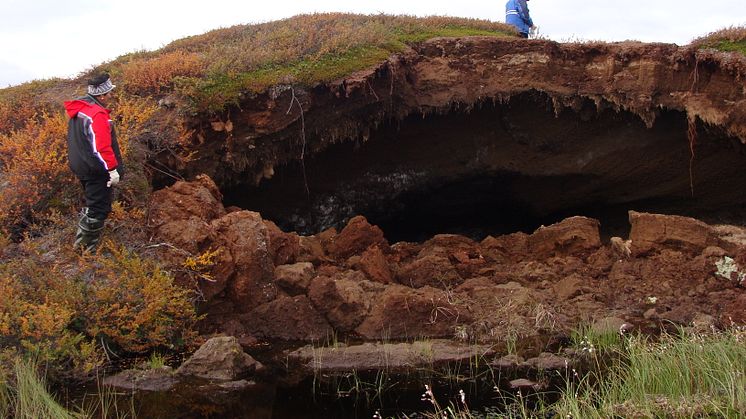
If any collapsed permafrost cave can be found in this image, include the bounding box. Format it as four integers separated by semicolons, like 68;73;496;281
223;91;746;243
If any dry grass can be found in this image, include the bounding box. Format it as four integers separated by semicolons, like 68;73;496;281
691;25;746;54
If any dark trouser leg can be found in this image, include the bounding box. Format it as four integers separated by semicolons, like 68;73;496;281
80;177;112;220
75;177;112;252
519;32;528;38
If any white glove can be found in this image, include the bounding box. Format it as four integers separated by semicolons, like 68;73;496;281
107;169;120;187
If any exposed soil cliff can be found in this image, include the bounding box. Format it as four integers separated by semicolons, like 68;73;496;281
148;37;746;348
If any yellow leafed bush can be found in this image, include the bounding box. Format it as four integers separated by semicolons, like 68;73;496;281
0;258;100;379
0;112;76;235
82;242;199;353
121;50;206;95
0;240;199;379
111;93;159;158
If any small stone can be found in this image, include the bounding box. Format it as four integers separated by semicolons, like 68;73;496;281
509;378;545;390
176;336;260;381
492;354;525;369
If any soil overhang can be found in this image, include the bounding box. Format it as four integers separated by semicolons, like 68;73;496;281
161;37;746;240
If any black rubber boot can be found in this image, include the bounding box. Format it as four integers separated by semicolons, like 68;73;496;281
74;209;105;252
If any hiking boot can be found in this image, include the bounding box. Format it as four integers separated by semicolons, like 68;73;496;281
74;209;105;253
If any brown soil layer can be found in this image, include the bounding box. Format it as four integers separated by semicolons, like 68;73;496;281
162;37;746;189
148;176;746;349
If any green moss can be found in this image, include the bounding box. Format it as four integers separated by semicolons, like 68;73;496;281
714;40;746;55
185;45;397;113
184;26;512;113
396;26;512;43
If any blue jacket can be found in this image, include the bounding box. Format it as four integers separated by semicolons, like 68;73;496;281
505;0;534;35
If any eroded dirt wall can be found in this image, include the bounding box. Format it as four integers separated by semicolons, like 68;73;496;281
163;37;746;196
224;91;746;241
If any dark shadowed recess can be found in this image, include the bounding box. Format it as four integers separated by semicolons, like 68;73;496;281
224;91;746;243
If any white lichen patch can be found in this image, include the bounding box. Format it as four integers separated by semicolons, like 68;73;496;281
715;256;746;285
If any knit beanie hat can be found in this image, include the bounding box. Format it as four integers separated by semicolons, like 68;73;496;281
87;73;115;96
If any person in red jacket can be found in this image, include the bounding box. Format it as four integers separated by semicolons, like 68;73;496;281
64;73;123;252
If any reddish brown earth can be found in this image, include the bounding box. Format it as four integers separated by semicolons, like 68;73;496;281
147;37;746;358
149;176;746;347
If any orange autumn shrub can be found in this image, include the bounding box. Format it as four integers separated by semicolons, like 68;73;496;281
0;240;199;379
0;112;77;235
0;256;100;379
0;79;64;135
81;242;199;353
111;94;159;158
121;50;205;95
0;98;37;135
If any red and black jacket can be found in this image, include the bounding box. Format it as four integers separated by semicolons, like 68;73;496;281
64;95;123;180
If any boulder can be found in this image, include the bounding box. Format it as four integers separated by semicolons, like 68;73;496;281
481;232;529;262
242;295;333;341
287;340;495;373
397;255;462;288
358;245;393;284
418;234;478;259
629;211;718;256
210;211;277;309
297;235;327;264
103;367;177;391
327;216;387;259
274;262;315;295
263;220;300;266
153;217;213;255
491;354;525;370
148;174;226;228
307;274;373;332
527;216;601;258
355;285;470;339
553;275;585;301
176;336;260;382
509;378;545;391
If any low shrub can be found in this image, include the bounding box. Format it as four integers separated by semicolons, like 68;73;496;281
691;25;746;54
0;239;199;381
0;79;65;135
81;242;199;354
121;50;206;95
0;253;100;380
0;112;77;237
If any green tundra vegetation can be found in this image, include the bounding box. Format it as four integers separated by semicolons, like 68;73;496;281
692;26;746;55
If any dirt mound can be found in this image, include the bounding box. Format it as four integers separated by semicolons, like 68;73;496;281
149;177;746;344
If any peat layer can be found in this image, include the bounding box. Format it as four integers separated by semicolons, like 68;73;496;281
148;37;746;354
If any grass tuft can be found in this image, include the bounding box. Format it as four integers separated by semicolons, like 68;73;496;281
12;359;77;419
556;327;746;418
691;25;746;54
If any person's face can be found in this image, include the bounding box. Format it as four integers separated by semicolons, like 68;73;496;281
96;92;110;104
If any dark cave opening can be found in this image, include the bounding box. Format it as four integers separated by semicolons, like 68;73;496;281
224;91;746;243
